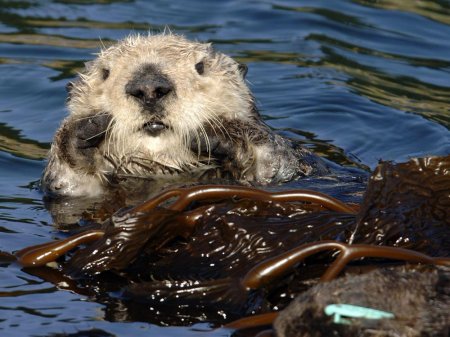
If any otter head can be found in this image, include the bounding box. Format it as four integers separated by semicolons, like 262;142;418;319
44;34;257;196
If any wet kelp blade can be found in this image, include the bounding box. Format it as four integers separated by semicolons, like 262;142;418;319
12;155;450;329
351;155;450;254
241;240;450;289
226;155;450;332
16;230;104;267
15;187;355;268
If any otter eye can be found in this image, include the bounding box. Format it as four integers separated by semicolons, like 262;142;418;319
102;68;110;80
238;63;248;78
195;61;205;75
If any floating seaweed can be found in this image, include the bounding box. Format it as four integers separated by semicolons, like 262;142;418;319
13;155;450;334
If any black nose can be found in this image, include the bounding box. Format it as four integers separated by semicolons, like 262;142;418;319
125;64;174;107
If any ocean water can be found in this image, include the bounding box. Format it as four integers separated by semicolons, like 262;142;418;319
0;1;449;336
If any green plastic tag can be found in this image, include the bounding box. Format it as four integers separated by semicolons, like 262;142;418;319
324;303;395;325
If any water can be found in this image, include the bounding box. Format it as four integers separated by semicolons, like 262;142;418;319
0;1;449;336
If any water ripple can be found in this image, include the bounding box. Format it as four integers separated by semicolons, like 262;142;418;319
0;1;449;336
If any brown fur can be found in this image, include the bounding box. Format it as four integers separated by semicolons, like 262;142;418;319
274;266;450;337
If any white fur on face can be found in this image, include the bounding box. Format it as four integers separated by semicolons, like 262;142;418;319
68;33;254;174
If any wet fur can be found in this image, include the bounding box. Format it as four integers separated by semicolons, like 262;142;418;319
42;33;324;196
274;266;450;337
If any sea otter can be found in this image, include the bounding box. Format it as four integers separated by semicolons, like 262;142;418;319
42;33;326;197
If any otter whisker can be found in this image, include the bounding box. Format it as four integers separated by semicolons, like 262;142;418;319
104;117;116;158
128;159;158;174
73;112;110;123
98;36;107;51
96;170;110;185
84;129;107;142
115;173;154;180
103;154;118;170
191;130;202;159
42;33;321;196
198;123;212;162
209;115;231;141
198;98;232;141
180;123;192;158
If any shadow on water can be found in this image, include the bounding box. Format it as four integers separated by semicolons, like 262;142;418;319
0;0;449;336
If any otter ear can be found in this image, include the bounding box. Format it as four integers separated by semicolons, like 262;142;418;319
195;61;205;75
238;63;248;78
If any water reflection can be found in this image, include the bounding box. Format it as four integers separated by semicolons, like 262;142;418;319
0;0;449;336
318;44;450;128
353;0;450;25
0;123;48;160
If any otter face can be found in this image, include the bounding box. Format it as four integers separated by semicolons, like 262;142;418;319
43;34;318;197
43;34;257;196
66;34;254;175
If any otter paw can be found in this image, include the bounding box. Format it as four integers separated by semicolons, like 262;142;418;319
251;146;282;183
190;132;237;159
74;113;112;150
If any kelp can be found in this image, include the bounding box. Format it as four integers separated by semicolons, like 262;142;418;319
14;155;450;330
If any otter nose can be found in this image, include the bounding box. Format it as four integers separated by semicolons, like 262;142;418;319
125;65;173;107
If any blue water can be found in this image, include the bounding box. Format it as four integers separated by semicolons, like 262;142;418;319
1;1;449;336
